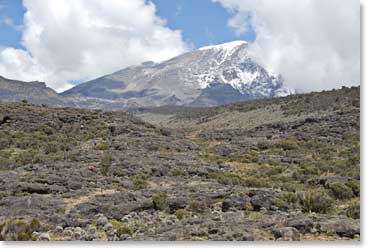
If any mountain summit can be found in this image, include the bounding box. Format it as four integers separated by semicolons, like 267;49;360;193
60;40;294;107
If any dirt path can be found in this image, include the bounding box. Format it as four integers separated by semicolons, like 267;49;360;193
63;189;117;214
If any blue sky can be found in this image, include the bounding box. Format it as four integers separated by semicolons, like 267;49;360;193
0;0;255;50
152;0;255;48
0;0;24;49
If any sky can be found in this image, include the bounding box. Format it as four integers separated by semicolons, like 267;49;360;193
0;0;360;93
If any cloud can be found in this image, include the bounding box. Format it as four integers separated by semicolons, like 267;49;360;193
0;0;188;92
2;17;23;31
214;0;360;92
175;3;183;17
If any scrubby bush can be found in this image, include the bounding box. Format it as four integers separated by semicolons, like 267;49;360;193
189;200;207;213
243;176;268;188
100;152;113;176
0;219;40;241
257;140;272;150
345;181;360;197
29;218;41;231
175;209;191;220
44;141;59;154
346;202;360;219
152;192;168;210
208;171;243;185
113;167;127;177
328;181;354;200
299;190;333;214
276;140;299;150
0;158;10;170
281;192;298;205
116;225;133;236
171;168;184;176
96;142;109;150
132;174;148;190
109;219;122;229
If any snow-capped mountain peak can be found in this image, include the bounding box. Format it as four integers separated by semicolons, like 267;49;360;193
63;40;294;107
199;40;247;52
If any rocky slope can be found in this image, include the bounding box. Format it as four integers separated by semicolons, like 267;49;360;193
0;86;359;241
62;41;294;107
0;76;66;106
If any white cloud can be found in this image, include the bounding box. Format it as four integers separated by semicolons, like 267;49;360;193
2;17;23;31
3;17;13;26
0;0;187;92
214;0;360;92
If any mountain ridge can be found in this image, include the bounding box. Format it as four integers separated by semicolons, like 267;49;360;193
61;40;295;107
1;41;300;109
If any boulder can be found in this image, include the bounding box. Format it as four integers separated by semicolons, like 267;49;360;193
96;215;108;227
287;217;314;233
222;195;249;212
316;219;360;238
38;232;51;241
273;227;300;241
249;190;277;211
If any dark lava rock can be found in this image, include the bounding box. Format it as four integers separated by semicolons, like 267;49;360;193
273;227;300;241
316;219;360;238
248;189;278;211
222;195;249;212
287;217;314;233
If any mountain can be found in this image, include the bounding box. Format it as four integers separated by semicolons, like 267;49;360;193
0;76;135;110
62;41;295;107
0;76;67;106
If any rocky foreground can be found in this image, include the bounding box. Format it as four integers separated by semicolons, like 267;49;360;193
0;86;360;241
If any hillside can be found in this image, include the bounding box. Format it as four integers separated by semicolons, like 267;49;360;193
0;76;67;106
0;86;360;241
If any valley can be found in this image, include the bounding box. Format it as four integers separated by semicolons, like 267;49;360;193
0;86;360;241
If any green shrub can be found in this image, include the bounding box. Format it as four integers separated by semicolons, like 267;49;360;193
116;225;133;236
0;219;39;241
0;158;10;170
346;202;360;219
345;181;360;197
109;219;122;229
243;176;268;188
208;171;243;185
0;222;4;240
15;150;34;166
171;168;184;176
328;181;354;200
189;200;207;213
152;192;168;210
276;140;298;150
257;140;272;150
29;218;41;231
113;167;127;177
299;165;320;176
281;192;298;205
100;152;113;176
96;142;109;150
132;174;148;190
44;141;59;154
175;209;191;220
299;190;333;214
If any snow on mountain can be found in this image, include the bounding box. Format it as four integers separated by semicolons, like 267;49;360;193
62;40;295;107
199;40;248;52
